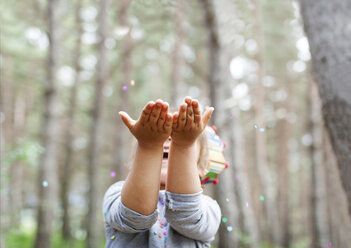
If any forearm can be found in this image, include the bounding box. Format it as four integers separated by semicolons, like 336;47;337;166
166;142;202;194
121;144;163;215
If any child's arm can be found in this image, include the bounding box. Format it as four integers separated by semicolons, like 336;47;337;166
119;99;172;215
165;97;220;242
166;97;213;194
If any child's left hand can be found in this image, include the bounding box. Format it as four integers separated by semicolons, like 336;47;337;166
171;97;214;148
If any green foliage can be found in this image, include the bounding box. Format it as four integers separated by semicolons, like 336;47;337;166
3;139;43;168
5;227;105;248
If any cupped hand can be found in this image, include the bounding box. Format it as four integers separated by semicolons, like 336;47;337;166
119;99;173;149
171;97;214;148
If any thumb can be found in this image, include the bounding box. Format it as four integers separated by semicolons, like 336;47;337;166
119;111;135;130
202;107;214;127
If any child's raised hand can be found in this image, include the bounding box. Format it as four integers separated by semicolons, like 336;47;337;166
171;97;214;148
119;99;173;149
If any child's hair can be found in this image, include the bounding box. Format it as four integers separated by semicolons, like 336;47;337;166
196;128;209;172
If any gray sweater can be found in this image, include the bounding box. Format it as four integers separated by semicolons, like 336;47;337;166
102;181;221;248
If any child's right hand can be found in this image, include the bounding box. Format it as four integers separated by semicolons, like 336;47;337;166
119;99;173;149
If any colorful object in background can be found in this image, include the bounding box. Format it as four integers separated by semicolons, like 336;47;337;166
110;171;116;177
200;126;229;185
122;85;128;91
222;217;227;223
328;243;332;247
42;181;48;187
130;80;135;86
260;195;265;201
227;226;233;232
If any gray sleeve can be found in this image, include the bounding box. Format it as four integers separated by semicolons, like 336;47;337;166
102;181;158;233
164;191;221;242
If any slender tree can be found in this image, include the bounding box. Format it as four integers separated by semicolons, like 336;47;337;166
170;0;185;106
309;81;330;248
252;0;282;245
86;0;110;247
34;0;61;247
60;0;83;240
299;0;351;218
112;0;132;182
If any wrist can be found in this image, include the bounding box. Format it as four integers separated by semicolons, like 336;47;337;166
171;140;196;150
137;141;163;151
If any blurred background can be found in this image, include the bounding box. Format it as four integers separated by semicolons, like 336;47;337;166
1;0;351;247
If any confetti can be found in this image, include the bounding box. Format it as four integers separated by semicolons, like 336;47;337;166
158;233;162;238
260;195;264;201
122;85;128;91
226;198;230;202
253;124;258;129
42;181;48;187
110;235;115;240
163;231;167;235
227;226;233;232
154;231;157;235
110;171;116;177
222;217;227;223
328;243;332;247
104;212;107;216
130;80;135;86
259;127;265;132
246;202;249;207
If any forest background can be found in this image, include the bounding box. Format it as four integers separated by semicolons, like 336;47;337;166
1;0;351;248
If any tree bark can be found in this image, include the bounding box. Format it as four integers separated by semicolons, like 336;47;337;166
252;0;282;245
324;130;351;248
170;0;185;106
299;0;351;218
60;0;83;241
34;0;61;247
86;0;110;247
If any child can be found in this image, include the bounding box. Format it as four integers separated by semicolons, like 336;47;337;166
103;97;222;247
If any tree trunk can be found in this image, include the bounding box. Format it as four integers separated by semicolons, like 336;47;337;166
276;80;293;248
252;0;282;245
201;0;242;247
60;0;83;241
309;81;330;248
170;0;185;106
86;0;110;247
1;56;15;235
232;108;260;248
299;0;351;218
34;0;61;247
324;130;351;248
112;0;132;182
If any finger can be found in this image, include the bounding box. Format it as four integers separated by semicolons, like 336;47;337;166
177;103;187;129
119;111;135;130
172;111;179;129
184;96;192;105
192;100;201;125
157;102;169;130
149;100;163;125
185;99;194;129
140;101;155;125
164;113;173;133
201;107;214;127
